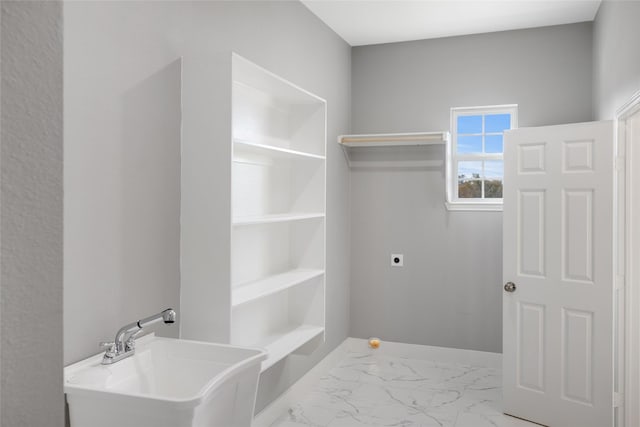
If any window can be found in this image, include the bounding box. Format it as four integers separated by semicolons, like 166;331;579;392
446;105;517;211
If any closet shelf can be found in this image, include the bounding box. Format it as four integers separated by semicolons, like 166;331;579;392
232;212;325;226
232;61;325;106
338;131;448;147
233;139;325;161
232;269;324;307
338;131;449;169
255;324;325;371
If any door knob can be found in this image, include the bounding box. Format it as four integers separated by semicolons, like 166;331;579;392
504;282;516;292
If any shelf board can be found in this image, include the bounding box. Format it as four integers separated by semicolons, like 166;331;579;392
232;212;324;226
255;325;325;371
338;131;449;148
233;54;326;106
339;132;448;169
233;139;325;161
232;269;324;307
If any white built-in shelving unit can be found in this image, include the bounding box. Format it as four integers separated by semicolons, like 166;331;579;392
181;52;326;372
338;131;449;168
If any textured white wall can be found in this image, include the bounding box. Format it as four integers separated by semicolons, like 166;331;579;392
350;23;594;353
593;0;640;119
64;0;351;413
1;1;64;425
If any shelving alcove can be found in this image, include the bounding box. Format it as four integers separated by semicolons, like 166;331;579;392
181;52;326;371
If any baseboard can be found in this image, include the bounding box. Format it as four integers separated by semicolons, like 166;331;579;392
343;337;502;369
252;337;502;426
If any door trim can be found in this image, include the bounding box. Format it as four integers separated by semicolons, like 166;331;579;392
615;89;640;427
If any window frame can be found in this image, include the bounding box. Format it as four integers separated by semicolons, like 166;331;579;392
446;104;518;211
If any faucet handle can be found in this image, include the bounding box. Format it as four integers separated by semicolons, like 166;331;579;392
99;341;118;364
124;329;144;351
99;341;116;355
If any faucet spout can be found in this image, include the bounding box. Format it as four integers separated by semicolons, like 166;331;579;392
102;308;177;365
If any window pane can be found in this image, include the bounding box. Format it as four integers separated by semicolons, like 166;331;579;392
458;161;483;180
484;180;503;198
485;134;503;153
459;180;482;198
458;135;482;153
457;115;482;134
484;160;503;180
458;161;482;198
485;114;511;132
484;160;504;198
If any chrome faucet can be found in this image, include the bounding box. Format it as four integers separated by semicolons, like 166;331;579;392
100;308;176;365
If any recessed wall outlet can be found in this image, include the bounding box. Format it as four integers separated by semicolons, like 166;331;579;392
391;254;404;267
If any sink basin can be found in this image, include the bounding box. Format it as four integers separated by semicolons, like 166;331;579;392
64;335;267;427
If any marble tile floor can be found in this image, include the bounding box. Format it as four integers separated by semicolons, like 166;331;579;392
270;350;540;427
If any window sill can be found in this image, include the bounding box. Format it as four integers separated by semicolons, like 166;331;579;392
445;201;503;212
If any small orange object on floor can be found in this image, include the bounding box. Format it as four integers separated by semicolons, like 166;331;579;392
368;337;380;349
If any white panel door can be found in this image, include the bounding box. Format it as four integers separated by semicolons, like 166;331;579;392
503;121;614;427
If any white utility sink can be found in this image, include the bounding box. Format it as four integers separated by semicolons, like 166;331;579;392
64;335;267;427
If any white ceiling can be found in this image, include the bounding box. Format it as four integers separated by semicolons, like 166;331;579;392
301;0;602;46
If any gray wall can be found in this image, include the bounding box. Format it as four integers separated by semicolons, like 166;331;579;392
63;0;351;413
350;23;594;353
1;1;64;426
593;0;640;119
